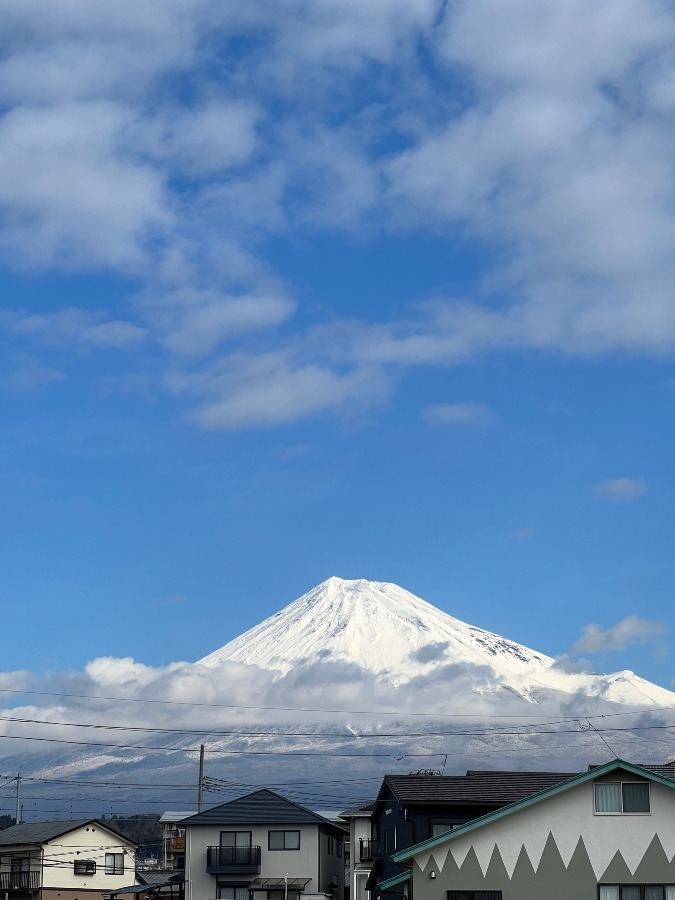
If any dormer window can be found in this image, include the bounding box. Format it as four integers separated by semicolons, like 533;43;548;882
594;782;650;814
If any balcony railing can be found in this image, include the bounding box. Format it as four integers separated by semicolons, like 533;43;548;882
359;840;381;862
0;872;42;891
206;846;261;874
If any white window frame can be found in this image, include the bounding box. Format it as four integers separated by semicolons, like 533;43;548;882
594;782;651;815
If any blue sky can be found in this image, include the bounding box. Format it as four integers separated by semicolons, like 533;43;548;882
1;0;675;694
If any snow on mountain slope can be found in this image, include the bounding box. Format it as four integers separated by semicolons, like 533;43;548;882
198;577;550;679
198;577;675;708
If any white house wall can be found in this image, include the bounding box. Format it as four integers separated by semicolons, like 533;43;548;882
42;823;136;891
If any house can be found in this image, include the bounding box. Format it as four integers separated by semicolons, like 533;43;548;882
181;789;347;900
159;813;191;870
365;769;578;895
379;759;675;900
339;803;374;900
0;818;137;900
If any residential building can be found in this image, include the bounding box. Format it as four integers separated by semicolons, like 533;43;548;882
339;804;374;900
381;759;675;900
0;818;137;900
365;770;579;895
181;789;347;900
159;813;191;870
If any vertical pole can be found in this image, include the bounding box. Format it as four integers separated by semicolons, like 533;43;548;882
15;773;20;824
197;745;205;813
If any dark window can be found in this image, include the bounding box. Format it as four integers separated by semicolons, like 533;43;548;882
10;858;30;890
337;838;343;859
74;860;96;876
268;830;300;850
105;853;124;875
595;783;650;814
267;892;300;900
432;823;457;837
599;887;675;900
217;887;249;900
220;831;252;848
447;893;502;900
328;836;335;855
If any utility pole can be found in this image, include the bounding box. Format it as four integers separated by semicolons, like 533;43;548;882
14;773;21;824
197;744;205;813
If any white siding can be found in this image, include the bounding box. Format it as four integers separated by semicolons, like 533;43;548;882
43;824;135;891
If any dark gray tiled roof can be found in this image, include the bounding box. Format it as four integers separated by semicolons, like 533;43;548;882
137;871;184;886
0;819;135;846
182;789;344;830
382;771;580;805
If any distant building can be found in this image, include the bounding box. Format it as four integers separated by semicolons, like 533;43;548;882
159;813;191;870
339;803;374;900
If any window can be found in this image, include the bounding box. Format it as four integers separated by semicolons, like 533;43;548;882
383;827;395;854
74;860;96;876
337;838;343;859
447;892;502;900
328;836;335;855
105;853;124;875
221;831;252;847
594;782;650;814
217;886;249;900
268;830;300;850
10;858;30;890
432;823;457;837
267;891;300;900
599;887;675;900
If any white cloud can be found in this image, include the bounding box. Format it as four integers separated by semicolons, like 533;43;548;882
0;102;169;270
387;0;675;356
571;615;665;655
1;0;675;427
0;361;64;393
5;308;146;349
421;402;494;426
593;477;647;502
142;286;296;358
167;350;390;429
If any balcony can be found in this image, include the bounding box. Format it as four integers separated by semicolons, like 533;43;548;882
359;840;381;862
0;872;42;891
206;846;261;874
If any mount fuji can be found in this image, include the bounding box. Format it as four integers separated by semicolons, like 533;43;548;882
4;577;674;814
198;576;674;709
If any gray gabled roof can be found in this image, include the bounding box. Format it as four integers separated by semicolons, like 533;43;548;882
0;819;136;847
388;759;675;869
377;770;579;808
181;789;345;831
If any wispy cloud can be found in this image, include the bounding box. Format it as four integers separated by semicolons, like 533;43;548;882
593;477;647;502
571;616;665;655
421;402;494;426
511;527;536;541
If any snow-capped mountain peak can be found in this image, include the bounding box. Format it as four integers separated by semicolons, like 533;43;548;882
197;577;675;709
198;576;550;679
